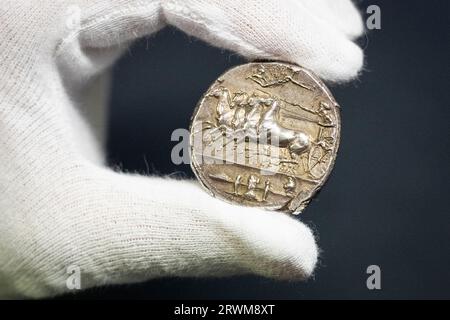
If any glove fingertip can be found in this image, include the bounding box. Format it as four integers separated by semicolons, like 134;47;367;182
311;41;364;83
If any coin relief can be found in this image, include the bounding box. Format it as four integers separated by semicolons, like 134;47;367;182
190;62;340;214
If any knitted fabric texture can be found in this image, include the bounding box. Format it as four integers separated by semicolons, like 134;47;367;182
0;0;363;298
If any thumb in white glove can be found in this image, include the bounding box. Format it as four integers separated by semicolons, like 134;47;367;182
0;0;363;298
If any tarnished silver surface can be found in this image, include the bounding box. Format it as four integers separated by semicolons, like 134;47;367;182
190;62;340;214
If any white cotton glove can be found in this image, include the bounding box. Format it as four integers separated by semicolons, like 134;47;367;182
0;0;364;298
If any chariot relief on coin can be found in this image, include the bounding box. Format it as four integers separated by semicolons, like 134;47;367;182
190;62;340;214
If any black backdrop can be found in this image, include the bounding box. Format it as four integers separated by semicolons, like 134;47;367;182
64;0;450;299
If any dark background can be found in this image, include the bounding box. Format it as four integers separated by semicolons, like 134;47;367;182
67;0;450;299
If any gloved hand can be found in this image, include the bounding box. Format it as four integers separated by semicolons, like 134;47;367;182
0;0;363;298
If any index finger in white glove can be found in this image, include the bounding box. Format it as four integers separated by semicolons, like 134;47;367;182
300;0;364;40
162;0;364;82
66;0;364;82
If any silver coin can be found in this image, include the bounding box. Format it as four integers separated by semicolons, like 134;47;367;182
190;62;340;214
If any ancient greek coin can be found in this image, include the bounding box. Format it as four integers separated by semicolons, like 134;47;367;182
190;62;340;214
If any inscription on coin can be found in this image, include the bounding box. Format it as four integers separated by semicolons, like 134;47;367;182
190;62;340;214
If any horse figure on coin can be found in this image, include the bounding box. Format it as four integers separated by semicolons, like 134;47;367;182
206;86;311;157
